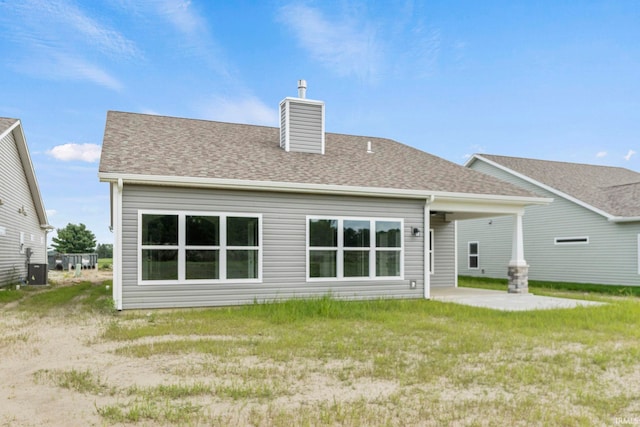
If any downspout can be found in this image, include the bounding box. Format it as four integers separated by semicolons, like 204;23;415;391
113;178;123;310
424;195;435;299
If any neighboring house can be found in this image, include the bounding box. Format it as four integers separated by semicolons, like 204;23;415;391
0;118;51;286
98;82;549;310
459;154;640;287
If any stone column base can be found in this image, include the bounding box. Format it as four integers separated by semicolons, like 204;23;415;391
508;265;529;294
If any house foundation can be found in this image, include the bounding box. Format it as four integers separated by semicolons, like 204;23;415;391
508;265;529;293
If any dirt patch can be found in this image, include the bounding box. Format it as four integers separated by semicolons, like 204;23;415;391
1;269;114;426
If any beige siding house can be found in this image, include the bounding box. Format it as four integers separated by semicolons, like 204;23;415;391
99;82;550;310
459;154;640;286
0;118;51;286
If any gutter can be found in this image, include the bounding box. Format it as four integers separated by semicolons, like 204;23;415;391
609;216;640;223
98;172;551;206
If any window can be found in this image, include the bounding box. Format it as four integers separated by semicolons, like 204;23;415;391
308;217;403;280
139;211;261;284
468;241;479;269
554;237;589;245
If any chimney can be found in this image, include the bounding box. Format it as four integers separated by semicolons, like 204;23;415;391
279;80;325;154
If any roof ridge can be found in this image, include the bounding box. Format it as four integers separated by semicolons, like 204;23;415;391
107;110;279;131
480;153;640;173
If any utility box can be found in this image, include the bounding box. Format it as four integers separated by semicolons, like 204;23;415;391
28;263;48;285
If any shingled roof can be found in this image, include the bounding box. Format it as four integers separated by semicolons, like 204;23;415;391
474;154;640;218
0;117;18;133
99;111;537;199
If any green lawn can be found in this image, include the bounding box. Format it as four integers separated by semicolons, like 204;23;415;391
4;278;640;426
98;258;113;270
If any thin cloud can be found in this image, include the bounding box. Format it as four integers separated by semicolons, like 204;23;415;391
596;151;607;158
155;0;205;35
0;0;136;90
4;0;138;58
14;53;123;91
278;3;382;84
624;149;636;161
46;209;58;217
199;96;278;126
48;143;102;162
53;54;124;91
115;0;232;79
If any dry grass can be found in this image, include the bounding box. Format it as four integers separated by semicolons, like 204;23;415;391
2;275;640;426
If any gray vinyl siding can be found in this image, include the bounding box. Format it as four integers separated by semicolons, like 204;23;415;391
279;103;287;149
431;215;457;288
120;185;456;309
280;100;323;154
457;216;514;279
0;130;47;286
459;160;640;286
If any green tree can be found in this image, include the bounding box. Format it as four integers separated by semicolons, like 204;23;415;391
51;223;97;253
96;243;113;258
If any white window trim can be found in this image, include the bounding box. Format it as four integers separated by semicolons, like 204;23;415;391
468;241;479;270
554;236;589;245
306;215;404;282
138;210;262;285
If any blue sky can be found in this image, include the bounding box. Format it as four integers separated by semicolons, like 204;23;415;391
1;0;639;246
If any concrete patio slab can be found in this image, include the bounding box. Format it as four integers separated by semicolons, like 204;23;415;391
430;287;604;311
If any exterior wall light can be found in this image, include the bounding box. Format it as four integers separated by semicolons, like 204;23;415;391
412;227;421;237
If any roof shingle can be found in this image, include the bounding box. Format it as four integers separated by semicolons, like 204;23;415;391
478;154;640;217
0;117;18;134
99;111;535;198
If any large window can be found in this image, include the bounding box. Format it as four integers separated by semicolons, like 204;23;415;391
308;217;403;280
139;211;261;284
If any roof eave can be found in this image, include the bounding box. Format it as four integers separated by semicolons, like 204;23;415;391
98;172;551;207
608;216;640;223
6;120;50;228
469;154;619;221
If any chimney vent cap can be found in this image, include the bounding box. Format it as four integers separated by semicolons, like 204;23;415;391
297;79;307;98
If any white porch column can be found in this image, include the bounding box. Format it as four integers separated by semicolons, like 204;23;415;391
112;179;123;310
508;212;528;293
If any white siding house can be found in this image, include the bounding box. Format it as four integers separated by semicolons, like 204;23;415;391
0;118;51;287
459;154;640;287
99;83;549;310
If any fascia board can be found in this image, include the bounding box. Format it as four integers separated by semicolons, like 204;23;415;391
0;119;20;140
11;121;50;227
463;155;478;168
472;154;615;220
98;172;551;208
609;216;640;223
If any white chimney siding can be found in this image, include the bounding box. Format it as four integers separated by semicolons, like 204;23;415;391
280;81;325;154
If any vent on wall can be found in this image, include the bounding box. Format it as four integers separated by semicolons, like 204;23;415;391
279;80;325;154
